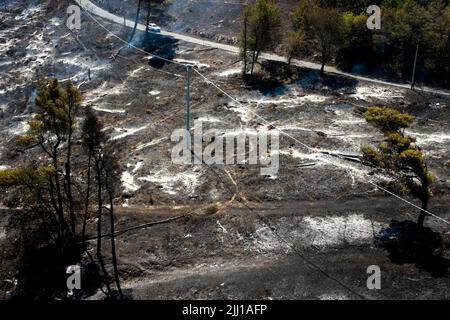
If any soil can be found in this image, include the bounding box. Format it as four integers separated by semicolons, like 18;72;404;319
0;0;449;300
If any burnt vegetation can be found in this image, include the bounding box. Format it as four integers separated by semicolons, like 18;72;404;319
0;79;123;299
238;0;449;87
0;0;448;300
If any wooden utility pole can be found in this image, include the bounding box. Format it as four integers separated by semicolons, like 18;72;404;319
411;43;419;90
185;65;191;150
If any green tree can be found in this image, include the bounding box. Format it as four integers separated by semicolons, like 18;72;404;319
129;0;143;42
1;78;122;298
291;1;344;75
336;12;374;72
81;107;105;241
17;78;81;235
361;107;436;227
311;7;344;75
81;109;122;298
286;31;304;70
240;0;281;75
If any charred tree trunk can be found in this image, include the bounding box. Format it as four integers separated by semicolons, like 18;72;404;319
320;53;326;76
417;197;428;228
81;152;92;241
52;144;68;236
145;0;151;33
129;0;143;42
66;126;75;235
106;178;123;298
417;176;430;228
95;157;112;295
242;8;248;76
251;49;257;75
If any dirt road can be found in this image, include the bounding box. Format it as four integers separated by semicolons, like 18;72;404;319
92;198;450;299
75;0;450;97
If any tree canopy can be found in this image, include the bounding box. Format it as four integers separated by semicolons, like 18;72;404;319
361;107;436;227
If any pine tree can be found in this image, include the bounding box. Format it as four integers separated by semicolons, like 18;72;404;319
361;107;436;227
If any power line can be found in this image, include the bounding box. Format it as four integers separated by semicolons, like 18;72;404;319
186;149;370;300
192;68;450;227
80;7;187;67
79;2;450;227
75;10;374;299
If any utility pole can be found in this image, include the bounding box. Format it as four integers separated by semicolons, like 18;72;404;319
185;65;191;150
411;43;419;90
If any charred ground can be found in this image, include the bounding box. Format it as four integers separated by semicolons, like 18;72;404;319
0;0;449;299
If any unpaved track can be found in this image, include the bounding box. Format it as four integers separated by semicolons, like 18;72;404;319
75;0;450;97
111;198;450;300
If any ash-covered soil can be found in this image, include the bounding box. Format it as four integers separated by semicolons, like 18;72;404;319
1;0;450;299
91;198;450;300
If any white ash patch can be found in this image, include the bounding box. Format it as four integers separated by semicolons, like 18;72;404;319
138;169;202;196
280;149;323;163
221;127;272;139
14;5;43;21
194;116;223;124
132;161;143;173
249;94;328;108
122;199;130;208
83;83;127;104
303;214;383;247
0;83;28;96
149;90;160;96
49;17;62;26
57;55;108;83
120;162;145;193
0;165;11;171
129;66;146;77
301;94;329;103
227;101;253;123
351;85;405;101
25;31;53;70
216;67;241;77
249;226;290;253
405;131;450;145
174;59;210;69
0;38;19;54
0;60;13;67
332;119;366;125
280;148;379;187
135;137;167;151
121;172;140;192
8;120;30;136
120;163;139;194
110;125;148;141
92;106;126;114
319;293;349;300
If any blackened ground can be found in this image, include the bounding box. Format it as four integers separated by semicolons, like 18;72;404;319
0;0;449;300
86;197;450;300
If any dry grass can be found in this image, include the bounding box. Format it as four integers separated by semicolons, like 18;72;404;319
203;203;222;216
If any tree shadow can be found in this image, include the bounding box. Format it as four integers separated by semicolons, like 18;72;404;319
375;220;448;277
243;75;287;96
141;33;179;68
416;255;450;277
243;60;358;96
292;68;358;94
